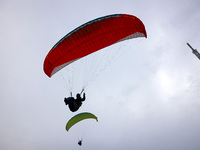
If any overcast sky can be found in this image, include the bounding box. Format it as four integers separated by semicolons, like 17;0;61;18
1;0;200;150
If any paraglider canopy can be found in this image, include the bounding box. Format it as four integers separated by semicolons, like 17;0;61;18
66;112;98;131
43;14;147;77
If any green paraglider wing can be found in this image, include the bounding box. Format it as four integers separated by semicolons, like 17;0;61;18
66;112;98;131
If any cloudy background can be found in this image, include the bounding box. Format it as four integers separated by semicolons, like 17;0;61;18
1;0;200;149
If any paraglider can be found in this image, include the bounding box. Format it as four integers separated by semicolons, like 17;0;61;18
64;93;86;112
66;112;98;146
66;112;98;131
65;112;98;146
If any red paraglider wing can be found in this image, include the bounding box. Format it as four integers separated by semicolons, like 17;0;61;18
43;14;147;77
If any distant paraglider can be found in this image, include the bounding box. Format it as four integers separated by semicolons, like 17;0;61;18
65;112;98;146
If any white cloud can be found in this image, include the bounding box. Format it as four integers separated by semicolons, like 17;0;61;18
155;69;190;98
